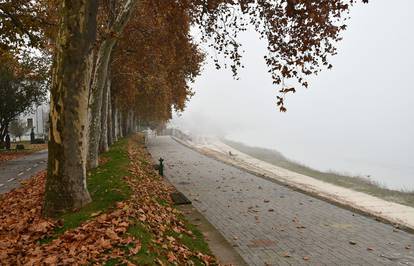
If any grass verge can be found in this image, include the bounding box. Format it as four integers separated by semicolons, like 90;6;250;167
47;135;215;265
55;138;131;235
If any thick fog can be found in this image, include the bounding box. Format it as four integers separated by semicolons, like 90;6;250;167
172;1;414;190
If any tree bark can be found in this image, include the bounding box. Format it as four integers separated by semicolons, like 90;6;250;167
87;0;138;169
0;123;8;144
107;87;113;146
87;39;116;169
129;111;133;134
99;77;110;153
121;111;127;137
124;111;130;135
43;0;98;217
118;110;123;138
125;111;130;135
112;103;118;141
132;112;136;133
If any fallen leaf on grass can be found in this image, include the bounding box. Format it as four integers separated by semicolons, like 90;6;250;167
90;211;102;217
155;258;166;266
130;241;142;255
167;251;177;262
0;135;220;265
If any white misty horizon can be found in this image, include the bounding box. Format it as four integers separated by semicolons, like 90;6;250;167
172;0;414;190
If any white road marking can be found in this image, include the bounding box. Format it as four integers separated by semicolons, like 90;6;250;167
26;168;32;171
33;164;38;167
0;184;4;187
18;172;24;176
7;178;15;182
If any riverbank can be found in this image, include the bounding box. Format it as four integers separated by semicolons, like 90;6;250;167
224;139;414;207
172;136;414;232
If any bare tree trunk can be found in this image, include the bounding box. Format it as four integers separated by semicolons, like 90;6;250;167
132;112;136;132
121;111;127;137
121;111;125;137
118;110;123;138
87;39;116;169
0;123;8;145
126;111;132;135
43;0;98;217
107;87;113;146
99;77;110;153
129;111;134;133
113;103;118;141
126;111;130;135
87;0;137;169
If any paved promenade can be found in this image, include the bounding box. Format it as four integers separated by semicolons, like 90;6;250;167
188;137;414;231
149;136;414;266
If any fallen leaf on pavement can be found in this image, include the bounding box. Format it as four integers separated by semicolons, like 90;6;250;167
283;252;291;257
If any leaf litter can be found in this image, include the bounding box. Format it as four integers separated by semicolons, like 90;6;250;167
0;136;221;265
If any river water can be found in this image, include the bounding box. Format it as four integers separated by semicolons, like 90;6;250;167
225;132;414;192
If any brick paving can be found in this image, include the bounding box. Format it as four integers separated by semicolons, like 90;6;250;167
148;136;414;266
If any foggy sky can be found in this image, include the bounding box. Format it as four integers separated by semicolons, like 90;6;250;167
172;1;414;190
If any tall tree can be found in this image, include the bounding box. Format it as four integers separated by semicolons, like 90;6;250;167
0;51;48;145
41;0;367;215
188;0;368;110
87;0;138;169
43;0;98;217
111;0;204;130
9;118;28;141
0;0;57;51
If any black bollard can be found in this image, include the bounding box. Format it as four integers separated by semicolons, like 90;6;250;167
158;158;164;176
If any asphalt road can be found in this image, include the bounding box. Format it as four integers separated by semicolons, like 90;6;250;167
148;136;414;266
0;150;47;194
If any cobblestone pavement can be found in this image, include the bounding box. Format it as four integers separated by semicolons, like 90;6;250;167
148;136;414;266
0;150;47;194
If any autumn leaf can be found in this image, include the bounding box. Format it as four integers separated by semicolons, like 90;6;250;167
105;228;119;241
130;241;142;255
98;237;112;249
43;256;58;264
283;251;291;258
90;211;102;217
167;251;177;262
